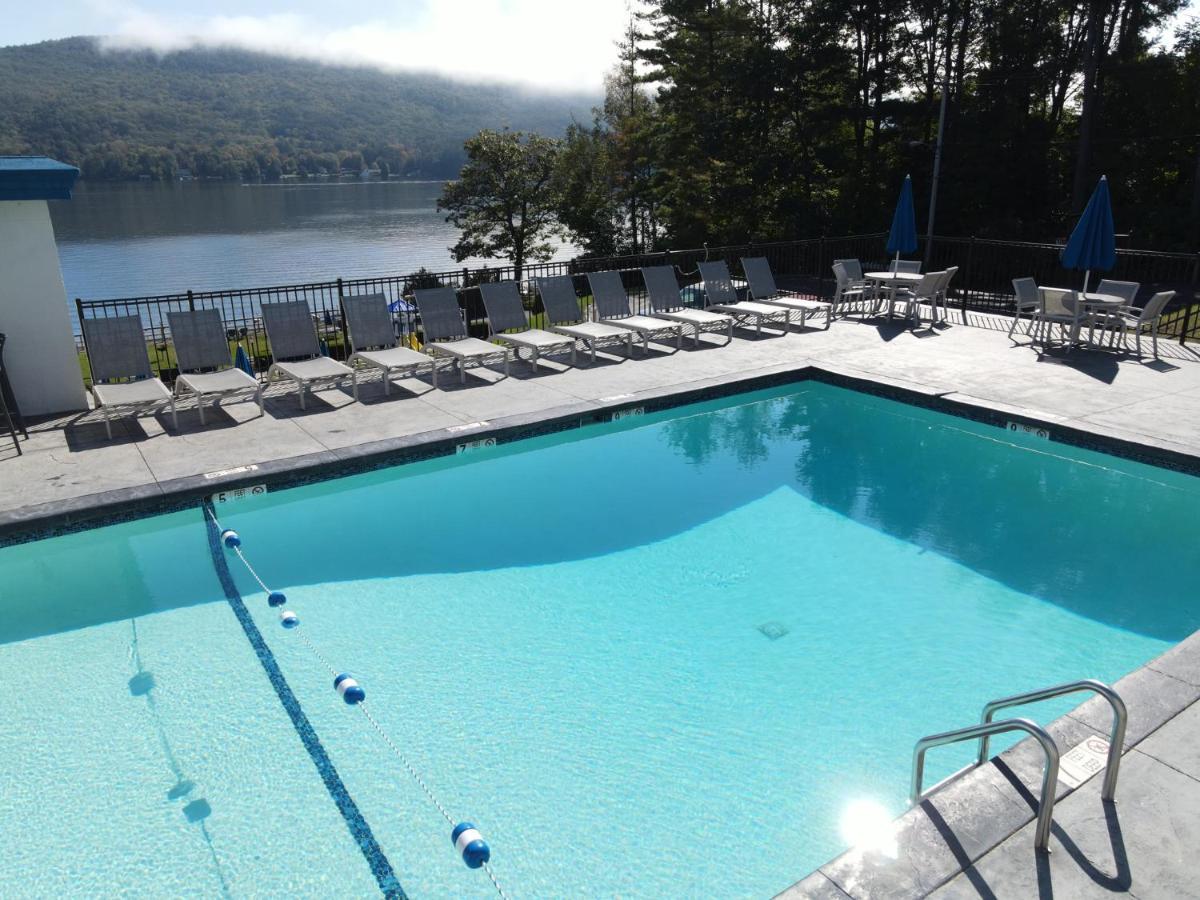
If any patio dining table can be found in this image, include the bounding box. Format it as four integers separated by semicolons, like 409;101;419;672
864;271;923;319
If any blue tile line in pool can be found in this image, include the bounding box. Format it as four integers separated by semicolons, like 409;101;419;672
201;500;406;899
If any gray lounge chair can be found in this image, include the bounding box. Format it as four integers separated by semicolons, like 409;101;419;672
534;275;635;363
413;287;509;386
167;309;263;424
696;261;791;336
741;257;831;329
478;281;576;370
261;300;354;409
341;292;433;398
586;271;682;352
81;315;174;438
641;266;733;347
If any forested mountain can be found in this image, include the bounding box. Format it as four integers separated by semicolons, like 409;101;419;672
0;37;594;181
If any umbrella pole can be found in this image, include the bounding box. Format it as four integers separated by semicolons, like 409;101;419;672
894;250;900;271
1082;270;1090;294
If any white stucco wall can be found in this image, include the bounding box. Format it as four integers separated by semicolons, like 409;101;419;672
0;200;88;415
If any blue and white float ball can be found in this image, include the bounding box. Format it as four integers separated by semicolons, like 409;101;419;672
268;591;287;607
333;673;366;705
451;822;491;869
280;610;300;629
220;529;241;549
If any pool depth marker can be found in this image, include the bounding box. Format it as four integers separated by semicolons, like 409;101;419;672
201;500;406;899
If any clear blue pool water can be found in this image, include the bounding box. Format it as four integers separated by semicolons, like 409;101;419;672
2;382;1198;898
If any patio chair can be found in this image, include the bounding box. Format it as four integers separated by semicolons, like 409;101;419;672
413;287;510;386
81;315;174;438
1095;279;1140;306
1010;278;1039;337
1090;279;1141;343
587;270;682;352
741;257;832;329
534;275;635;363
889;259;922;274
888;271;944;322
1031;287;1087;349
1103;290;1175;359
478;281;577;370
640;265;734;347
167;309;263;424
341;291;433;398
927;266;958;324
833;258;868;289
696;260;791;336
261;300;355;409
831;262;869;318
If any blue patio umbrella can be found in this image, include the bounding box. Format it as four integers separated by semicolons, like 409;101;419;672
1061;175;1116;294
887;175;918;268
234;343;254;377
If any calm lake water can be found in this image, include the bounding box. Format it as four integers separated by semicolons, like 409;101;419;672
51;180;577;305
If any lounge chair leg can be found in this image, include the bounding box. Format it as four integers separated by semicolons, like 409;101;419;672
432;358;438;388
257;388;265;417
459;358;466;384
197;395;204;425
503;350;510;377
104;407;112;441
383;367;391;395
299;382;307;410
589;341;597;364
570;343;576;365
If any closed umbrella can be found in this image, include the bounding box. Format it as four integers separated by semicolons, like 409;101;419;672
1061;175;1116;294
887;174;918;269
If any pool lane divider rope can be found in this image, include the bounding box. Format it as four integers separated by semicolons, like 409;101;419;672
205;504;510;900
201;500;407;900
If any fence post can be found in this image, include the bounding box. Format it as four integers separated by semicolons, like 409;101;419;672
963;236;976;313
817;236;826;298
1184;254;1200;345
336;278;350;356
187;289;195;312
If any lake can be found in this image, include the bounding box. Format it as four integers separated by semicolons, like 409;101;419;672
51;180;578;305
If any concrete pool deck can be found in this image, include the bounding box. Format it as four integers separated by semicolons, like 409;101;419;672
4;306;1200;899
4;308;1200;529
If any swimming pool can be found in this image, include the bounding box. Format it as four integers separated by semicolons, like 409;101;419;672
2;382;1197;897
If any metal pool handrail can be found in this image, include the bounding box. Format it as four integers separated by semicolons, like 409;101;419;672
911;717;1060;852
977;678;1127;801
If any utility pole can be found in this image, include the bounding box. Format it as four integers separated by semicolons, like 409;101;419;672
924;71;949;266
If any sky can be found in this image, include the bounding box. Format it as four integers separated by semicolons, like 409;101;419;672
3;0;636;90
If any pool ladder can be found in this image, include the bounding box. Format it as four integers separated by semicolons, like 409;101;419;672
909;679;1127;852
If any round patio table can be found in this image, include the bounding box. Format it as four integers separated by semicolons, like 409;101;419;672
864;271;923;320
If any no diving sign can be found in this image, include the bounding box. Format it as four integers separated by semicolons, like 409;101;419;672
211;484;268;505
1058;735;1111;788
1007;420;1050;440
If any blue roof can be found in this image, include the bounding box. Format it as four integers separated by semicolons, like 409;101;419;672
0;156;80;201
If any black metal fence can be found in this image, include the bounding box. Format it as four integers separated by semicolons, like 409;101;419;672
72;234;884;386
75;233;1200;387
